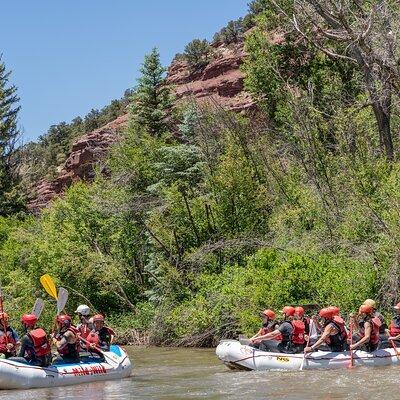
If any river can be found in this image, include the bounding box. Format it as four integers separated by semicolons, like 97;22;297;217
0;346;398;399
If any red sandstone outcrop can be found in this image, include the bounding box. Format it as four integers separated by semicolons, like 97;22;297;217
28;41;254;213
27;114;128;212
167;43;254;111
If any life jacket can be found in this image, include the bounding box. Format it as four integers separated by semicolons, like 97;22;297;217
389;316;400;337
359;316;381;345
279;321;293;347
78;323;91;339
28;328;51;358
57;327;80;357
290;320;305;345
324;316;347;351
87;327;114;351
0;327;17;353
86;331;100;346
260;321;278;336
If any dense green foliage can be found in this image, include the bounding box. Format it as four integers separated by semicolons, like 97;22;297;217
2;1;400;345
0;56;24;216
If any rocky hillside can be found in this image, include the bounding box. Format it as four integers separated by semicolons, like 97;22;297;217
28;42;253;213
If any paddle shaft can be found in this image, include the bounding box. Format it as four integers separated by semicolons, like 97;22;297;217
390;339;400;360
349;321;354;367
300;319;313;371
0;291;9;345
79;336;116;364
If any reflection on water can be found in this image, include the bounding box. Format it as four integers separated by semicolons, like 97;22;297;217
0;346;399;399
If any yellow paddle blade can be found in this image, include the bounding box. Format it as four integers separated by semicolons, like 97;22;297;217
40;274;58;300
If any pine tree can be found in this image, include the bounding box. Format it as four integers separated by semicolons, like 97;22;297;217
0;55;23;216
130;48;172;136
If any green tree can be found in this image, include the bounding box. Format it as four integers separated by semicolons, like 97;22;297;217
213;20;244;45
183;39;212;69
130;48;172;136
0;55;23;215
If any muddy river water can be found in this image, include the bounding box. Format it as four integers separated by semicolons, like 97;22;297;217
0;346;398;399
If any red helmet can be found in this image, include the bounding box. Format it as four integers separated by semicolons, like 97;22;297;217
319;308;334;320
327;306;340;316
21;313;38;327
0;312;9;321
281;306;295;316
359;304;373;314
261;309;276;320
56;314;72;326
92;314;105;323
294;306;304;317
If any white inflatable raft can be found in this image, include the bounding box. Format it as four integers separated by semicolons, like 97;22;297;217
216;340;400;371
0;345;132;390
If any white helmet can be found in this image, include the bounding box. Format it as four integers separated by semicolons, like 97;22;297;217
75;304;90;316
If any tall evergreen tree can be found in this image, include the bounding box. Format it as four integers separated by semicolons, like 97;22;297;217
0;55;22;215
130;48;172;136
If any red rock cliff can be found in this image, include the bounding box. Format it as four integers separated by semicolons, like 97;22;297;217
28;42;253;213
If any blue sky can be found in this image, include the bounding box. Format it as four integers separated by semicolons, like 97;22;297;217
1;1;248;142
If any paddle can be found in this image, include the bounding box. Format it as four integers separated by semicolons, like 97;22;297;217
300;319;314;371
57;287;68;315
390;339;400;360
0;283;9;345
40;274;69;334
31;298;44;319
79;336;119;366
349;320;354;368
40;274;58;300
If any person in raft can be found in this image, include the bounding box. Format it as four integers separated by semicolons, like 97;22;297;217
0;312;19;358
304;307;347;353
294;306;310;337
52;314;80;363
249;309;280;351
15;314;51;367
388;302;400;346
362;299;386;334
250;306;305;353
86;314;115;353
350;304;381;352
75;304;93;339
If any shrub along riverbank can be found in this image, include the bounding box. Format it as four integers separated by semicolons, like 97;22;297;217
2;1;400;346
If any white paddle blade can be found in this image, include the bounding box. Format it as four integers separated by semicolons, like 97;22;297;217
32;298;44;318
57;287;69;314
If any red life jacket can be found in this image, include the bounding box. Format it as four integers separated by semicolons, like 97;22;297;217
333;316;347;339
360;317;380;345
324;317;347;342
58;327;80;356
28;328;51;357
390;317;400;337
86;331;100;346
261;323;282;341
0;328;17;353
79;324;91;339
291;320;305;345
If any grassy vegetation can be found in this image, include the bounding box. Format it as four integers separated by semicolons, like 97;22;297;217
2;1;400;346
